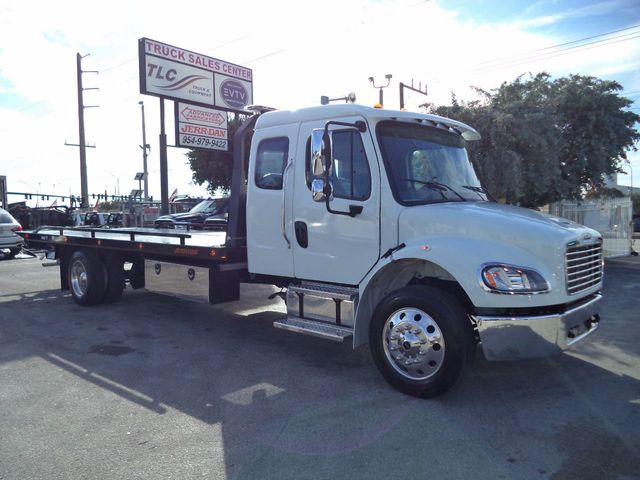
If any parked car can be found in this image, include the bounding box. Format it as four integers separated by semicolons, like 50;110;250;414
106;212;124;227
202;215;228;231
8;203;75;229
633;216;640;240
169;195;204;214
83;212;108;227
0;207;24;258
154;198;229;230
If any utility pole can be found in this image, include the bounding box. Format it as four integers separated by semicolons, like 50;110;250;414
68;53;98;208
139;101;150;200
77;53;88;208
399;80;428;110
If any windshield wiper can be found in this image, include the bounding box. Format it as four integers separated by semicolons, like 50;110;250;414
402;179;466;201
461;185;496;202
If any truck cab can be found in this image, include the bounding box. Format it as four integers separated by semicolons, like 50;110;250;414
238;104;602;397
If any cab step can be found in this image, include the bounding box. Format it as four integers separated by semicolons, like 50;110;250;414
286;282;359;326
273;317;353;342
288;282;358;301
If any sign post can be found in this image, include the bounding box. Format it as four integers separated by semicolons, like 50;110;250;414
0;175;7;209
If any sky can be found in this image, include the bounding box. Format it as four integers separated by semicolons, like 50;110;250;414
1;0;639;206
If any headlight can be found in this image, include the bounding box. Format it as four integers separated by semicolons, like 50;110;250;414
479;264;550;294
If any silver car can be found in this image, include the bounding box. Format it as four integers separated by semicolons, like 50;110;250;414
0;207;24;258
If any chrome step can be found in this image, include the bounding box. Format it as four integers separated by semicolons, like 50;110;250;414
274;316;353;342
289;282;358;301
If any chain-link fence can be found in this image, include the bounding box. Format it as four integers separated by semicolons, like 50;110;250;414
549;197;633;257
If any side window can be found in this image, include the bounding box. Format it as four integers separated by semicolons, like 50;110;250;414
305;130;371;200
332;130;371;200
255;137;289;190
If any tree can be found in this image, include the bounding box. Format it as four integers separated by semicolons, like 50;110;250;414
186;113;249;195
96;200;125;211
428;73;640;208
554;75;639;200
584;187;625;199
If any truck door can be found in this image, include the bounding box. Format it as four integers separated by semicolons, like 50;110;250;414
292;119;380;285
246;125;298;277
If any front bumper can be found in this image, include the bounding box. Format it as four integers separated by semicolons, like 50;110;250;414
473;294;601;361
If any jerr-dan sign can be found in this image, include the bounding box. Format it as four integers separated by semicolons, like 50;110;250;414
174;102;229;151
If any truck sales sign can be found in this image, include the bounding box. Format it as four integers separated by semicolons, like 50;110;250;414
175;103;229;151
139;38;253;113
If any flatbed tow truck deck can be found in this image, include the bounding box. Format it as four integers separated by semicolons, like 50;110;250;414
22;226;236;264
21;225;246;307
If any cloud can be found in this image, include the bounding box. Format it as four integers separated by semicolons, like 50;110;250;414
513;0;636;30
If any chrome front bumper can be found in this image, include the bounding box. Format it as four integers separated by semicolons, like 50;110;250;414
473;294;602;361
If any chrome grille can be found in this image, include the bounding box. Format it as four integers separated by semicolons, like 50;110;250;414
566;242;603;295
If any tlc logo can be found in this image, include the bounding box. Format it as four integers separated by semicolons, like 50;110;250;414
147;63;177;81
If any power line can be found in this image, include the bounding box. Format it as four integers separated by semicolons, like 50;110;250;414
242;49;287;65
240;0;432;66
474;23;640;69
100;58;136;73
99;34;256;74
473;30;640;74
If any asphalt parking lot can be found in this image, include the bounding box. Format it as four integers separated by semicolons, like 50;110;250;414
1;253;639;480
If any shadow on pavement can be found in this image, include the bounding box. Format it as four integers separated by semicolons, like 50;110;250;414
0;258;638;479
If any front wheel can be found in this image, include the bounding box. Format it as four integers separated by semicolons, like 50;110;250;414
369;285;474;398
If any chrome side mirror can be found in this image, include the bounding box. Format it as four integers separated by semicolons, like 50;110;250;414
311;129;331;176
311;178;333;202
310;128;333;203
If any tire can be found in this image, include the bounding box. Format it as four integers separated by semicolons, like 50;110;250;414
68;250;106;306
369;285;474;398
102;255;124;303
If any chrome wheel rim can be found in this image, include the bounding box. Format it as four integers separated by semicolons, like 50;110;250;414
70;259;88;298
382;307;445;381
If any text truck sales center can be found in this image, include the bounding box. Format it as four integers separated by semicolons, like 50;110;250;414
139;37;253;151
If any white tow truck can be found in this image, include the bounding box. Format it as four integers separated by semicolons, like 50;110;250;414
20;104;603;398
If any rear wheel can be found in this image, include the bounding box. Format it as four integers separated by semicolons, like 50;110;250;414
102;255;124;303
68;250;106;306
370;285;474;398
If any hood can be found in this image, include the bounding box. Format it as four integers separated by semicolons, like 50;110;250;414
398;201;600;262
156;212;208;223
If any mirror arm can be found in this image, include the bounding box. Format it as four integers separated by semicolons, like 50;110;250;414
321;120;367;218
325;199;363;217
323;120;367;133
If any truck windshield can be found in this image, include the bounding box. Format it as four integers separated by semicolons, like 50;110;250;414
376;121;488;205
